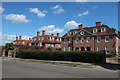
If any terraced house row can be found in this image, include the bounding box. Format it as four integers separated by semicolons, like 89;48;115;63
13;22;120;55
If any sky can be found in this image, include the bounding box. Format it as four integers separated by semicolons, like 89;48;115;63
0;2;119;45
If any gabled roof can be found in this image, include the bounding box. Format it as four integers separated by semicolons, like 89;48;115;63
62;24;116;38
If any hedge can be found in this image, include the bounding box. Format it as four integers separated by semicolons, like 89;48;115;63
15;51;105;63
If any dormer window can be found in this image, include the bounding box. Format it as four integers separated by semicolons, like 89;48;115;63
93;28;97;33
51;37;54;40
80;31;84;35
56;38;59;41
59;38;62;41
69;38;72;43
101;27;105;32
38;37;41;40
68;32;71;35
73;31;77;35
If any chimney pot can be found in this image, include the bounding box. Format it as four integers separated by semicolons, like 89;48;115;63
16;36;18;40
19;36;21;40
78;24;83;29
42;30;45;35
96;22;101;27
51;34;54;36
37;31;40;36
57;33;59;37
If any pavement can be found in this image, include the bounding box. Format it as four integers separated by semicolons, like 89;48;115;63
2;59;119;78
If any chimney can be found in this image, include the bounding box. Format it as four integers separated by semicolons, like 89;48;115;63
51;34;54;36
57;33;59;37
96;22;101;27
78;24;83;29
42;30;45;35
16;36;18;40
19;36;21;40
37;31;40;36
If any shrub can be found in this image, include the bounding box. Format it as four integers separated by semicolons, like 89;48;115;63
106;54;116;57
16;51;105;63
75;47;79;51
48;46;53;50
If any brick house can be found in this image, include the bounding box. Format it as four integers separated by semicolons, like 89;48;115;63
61;22;120;55
13;30;62;50
13;36;30;46
27;30;62;50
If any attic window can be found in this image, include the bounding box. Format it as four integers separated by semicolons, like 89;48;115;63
101;27;105;32
93;28;97;33
68;32;71;35
73;31;77;35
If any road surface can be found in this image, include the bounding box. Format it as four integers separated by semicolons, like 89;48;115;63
2;59;118;78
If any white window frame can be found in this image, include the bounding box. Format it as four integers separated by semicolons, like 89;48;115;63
73;31;77;35
56;38;59;41
97;47;101;51
39;43;42;46
64;47;66;51
93;28;97;33
60;38;62;41
101;27;105;32
76;38;79;43
105;36;109;42
80;31;84;35
69;47;72;51
69;38;72;43
68;32;71;35
97;37;101;42
81;37;84;43
87;37;90;43
105;47;110;54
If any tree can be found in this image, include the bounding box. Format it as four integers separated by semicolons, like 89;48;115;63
111;28;120;36
5;43;15;51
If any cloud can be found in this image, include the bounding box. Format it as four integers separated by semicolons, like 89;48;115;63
51;5;60;9
37;25;64;34
0;6;4;13
0;32;32;45
51;5;64;14
92;6;97;9
43;10;48;13
64;20;80;28
30;8;47;18
3;14;30;23
78;10;89;17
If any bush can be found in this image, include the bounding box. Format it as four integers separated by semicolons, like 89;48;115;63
48;46;53;50
16;51;105;63
106;54;116;57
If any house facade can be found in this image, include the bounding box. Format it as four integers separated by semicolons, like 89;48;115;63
13;30;62;50
61;22;120;55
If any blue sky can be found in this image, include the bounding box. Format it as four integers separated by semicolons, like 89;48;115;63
1;2;119;45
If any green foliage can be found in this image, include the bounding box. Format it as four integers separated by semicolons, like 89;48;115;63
16;51;105;63
75;47;79;51
111;28;120;36
5;43;15;51
48;46;53;50
106;54;116;57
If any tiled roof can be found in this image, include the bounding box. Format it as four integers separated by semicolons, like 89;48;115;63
62;24;115;37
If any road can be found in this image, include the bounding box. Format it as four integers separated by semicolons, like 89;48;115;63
2;59;118;78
